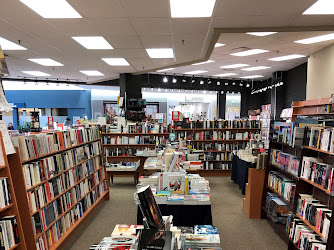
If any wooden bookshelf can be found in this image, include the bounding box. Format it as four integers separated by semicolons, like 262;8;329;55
202;160;232;162
262;140;334;249
174;128;260;132
0;132;27;250
7;130;109;250
292;98;334;121
102;144;156;147
191;139;249;143
266;186;292;205
101;133;169;136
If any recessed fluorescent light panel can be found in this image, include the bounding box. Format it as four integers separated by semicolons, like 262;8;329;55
230;49;268;57
214;43;225;48
0;37;27;50
170;0;216;18
146;48;174;58
220;64;249;69
72;36;113;49
156;68;175;72
184;70;208;75
294;33;334;44
20;0;82;18
240;75;263;79
102;58;130;66
242;66;271;71
246;32;277;36
303;0;334;15
22;71;51;76
213;73;237;77
268;54;306;61
28;58;63;66
80;70;104;76
192;60;215;66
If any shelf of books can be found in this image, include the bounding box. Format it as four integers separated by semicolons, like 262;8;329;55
292;97;334;122
8;127;109;250
101;133;169;177
0;132;24;250
174;120;261;175
261;124;334;249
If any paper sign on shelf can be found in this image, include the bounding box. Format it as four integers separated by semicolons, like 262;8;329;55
0;121;15;155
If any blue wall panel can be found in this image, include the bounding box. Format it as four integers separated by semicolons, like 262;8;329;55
4;90;92;120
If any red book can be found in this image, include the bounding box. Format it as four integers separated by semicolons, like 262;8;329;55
44;183;51;202
31;139;38;157
56;132;64;150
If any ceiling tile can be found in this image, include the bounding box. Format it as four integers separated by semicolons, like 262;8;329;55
120;0;170;18
172;19;211;35
117;48;149;58
105;35;143;49
139;35;173;48
69;0;126;18
130;18;171;35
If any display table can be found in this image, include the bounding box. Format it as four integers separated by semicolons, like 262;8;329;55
106;169;139;185
137;204;212;227
231;155;256;195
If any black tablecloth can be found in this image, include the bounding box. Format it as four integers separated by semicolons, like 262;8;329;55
231;155;256;195
137;204;212;227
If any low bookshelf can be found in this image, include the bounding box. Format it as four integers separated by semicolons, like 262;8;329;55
101;133;169;178
261;140;334;249
9;127;109;250
174;126;261;175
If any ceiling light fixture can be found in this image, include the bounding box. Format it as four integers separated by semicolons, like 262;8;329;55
0;37;27;50
268;54;306;61
192;60;215;66
208;79;212;84
217;78;220;85
158;88;161;92
303;0;334;15
213;73;237;77
102;58;130;66
230;49;268;57
22;71;50;77
170;0;216;18
157;68;175;72
184;70;208;75
221;91;224;94
28;58;63;66
80;70;104;76
242;66;271;71
203;90;206;93
239;81;243;86
246;32;277;36
232;80;236;85
146;48;174;58
163;75;168;83
225;81;228;86
295;33;334;44
220;64;249;69
240;75;264;79
200;79;204;85
246;83;250;87
182;76;187;83
172;76;177;83
214;43;225;48
20;0;82;18
72;36;113;49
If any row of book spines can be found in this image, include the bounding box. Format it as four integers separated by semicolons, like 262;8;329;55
102;136;165;144
20;129;101;162
57;128;100;150
0;178;12;209
0;216;20;250
203;162;231;170
36;182;106;250
301;160;334;192
27;167;104;214
183;120;261;129
33;176;103;231
23;149;101;190
268;172;296;201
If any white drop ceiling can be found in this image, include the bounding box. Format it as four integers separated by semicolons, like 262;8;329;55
0;0;334;83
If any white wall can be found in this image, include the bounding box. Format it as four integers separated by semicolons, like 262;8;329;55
307;43;334;100
142;89;217;123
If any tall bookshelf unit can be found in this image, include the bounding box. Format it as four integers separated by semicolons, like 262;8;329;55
0;132;24;250
174;127;261;176
261;141;334;249
8;130;109;250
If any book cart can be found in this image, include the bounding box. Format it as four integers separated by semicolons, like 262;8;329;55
0;132;24;250
8;130;109;250
174;127;261;176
